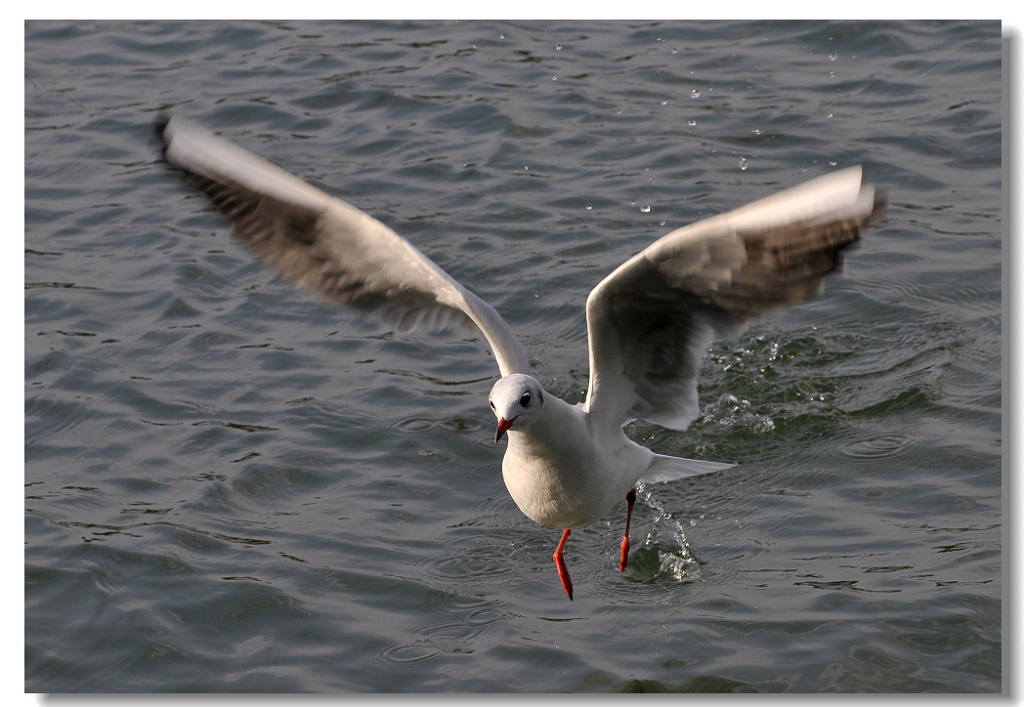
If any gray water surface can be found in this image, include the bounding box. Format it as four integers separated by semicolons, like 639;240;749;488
25;20;1002;692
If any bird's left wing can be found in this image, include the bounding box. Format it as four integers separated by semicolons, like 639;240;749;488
583;166;886;431
159;117;530;377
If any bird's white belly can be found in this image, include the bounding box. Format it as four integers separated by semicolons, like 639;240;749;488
500;431;646;529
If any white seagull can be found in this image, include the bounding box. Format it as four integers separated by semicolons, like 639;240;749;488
159;117;885;600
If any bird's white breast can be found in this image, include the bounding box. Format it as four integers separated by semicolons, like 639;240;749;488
499;397;650;529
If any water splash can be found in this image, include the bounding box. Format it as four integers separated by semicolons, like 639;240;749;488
636;482;699;582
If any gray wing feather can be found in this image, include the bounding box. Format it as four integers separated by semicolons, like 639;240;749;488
160;117;530;377
584;166;886;431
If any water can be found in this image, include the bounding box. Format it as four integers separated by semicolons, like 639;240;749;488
25;20;1002;693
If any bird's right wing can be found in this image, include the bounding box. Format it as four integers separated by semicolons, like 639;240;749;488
159;117;530;378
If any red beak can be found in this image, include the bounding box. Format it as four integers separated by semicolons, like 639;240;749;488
495;417;514;443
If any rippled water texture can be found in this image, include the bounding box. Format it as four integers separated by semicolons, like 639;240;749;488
25;20;1002;692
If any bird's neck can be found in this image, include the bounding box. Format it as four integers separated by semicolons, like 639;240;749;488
506;394;587;460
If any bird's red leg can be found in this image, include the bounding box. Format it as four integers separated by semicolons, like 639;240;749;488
553;528;573;600
618;488;637;572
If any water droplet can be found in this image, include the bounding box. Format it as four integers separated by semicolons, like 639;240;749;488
690;89;700;99
661;100;668;106
739;157;748;171
585;203;592;210
829;53;838;61
499;32;505;40
551;75;558;81
523;165;529;171
640;204;652;213
555;43;562;51
687;119;697;127
671;48;678;54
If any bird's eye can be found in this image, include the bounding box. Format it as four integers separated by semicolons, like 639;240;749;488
489;400;496;411
520;393;531;407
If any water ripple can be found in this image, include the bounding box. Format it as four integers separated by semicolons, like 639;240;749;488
25;19;1001;693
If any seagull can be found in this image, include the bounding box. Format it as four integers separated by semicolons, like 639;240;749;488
159;116;886;600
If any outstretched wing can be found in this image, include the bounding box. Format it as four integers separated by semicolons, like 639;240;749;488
583;166;886;431
159;117;530;377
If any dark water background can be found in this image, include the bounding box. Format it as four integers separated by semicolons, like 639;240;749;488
25;20;1003;693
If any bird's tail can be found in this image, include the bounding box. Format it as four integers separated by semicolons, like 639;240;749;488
641;454;734;483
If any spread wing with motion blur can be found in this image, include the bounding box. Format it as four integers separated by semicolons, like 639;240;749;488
159;116;530;378
583;166;886;432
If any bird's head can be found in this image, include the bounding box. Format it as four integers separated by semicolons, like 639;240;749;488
488;374;545;443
